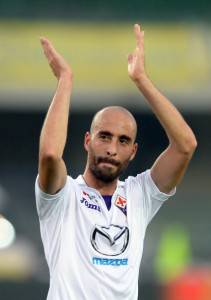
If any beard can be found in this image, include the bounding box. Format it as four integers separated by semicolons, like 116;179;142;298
89;154;130;183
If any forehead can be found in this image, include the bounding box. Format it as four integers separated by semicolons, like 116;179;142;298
92;110;136;138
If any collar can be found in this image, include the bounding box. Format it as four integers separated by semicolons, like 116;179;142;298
75;175;125;188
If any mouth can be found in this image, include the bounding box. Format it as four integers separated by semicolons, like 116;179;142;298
99;162;116;168
97;157;120;167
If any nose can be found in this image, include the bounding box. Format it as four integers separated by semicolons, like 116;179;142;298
106;140;117;157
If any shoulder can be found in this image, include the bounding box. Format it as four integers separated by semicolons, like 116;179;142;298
35;174;82;200
35;174;83;220
124;169;150;188
124;169;175;201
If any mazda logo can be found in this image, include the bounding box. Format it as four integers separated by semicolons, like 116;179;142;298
90;224;129;256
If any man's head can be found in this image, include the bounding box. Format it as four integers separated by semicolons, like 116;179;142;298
84;106;138;183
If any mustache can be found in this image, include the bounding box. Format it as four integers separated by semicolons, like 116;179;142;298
97;156;120;166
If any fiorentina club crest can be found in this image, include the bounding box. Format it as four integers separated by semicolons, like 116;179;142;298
115;195;127;215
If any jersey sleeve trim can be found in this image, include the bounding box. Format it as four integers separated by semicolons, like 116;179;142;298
146;169;176;201
35;175;72;221
35;175;68;201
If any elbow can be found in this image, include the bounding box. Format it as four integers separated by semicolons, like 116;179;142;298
39;151;61;166
180;135;198;156
171;134;197;156
190;136;198;151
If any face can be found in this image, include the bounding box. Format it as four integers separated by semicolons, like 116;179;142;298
84;110;138;183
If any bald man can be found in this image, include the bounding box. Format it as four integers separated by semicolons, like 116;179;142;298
35;25;197;300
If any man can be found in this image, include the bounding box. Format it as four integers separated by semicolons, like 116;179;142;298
35;24;197;300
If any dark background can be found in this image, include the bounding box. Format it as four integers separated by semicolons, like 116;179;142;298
0;0;210;21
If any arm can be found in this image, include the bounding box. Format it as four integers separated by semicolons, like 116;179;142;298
128;24;197;193
38;37;73;194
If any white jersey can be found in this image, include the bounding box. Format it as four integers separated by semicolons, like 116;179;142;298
35;169;175;300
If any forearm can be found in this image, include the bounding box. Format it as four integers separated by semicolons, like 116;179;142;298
134;74;197;153
129;24;197;193
39;74;73;159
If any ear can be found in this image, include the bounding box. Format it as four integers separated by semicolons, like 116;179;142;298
129;142;138;161
84;131;91;152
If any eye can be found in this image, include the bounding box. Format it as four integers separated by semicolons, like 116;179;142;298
99;133;111;141
119;138;129;144
100;134;107;139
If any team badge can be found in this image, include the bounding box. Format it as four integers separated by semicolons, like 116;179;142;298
115;195;127;209
115;195;127;216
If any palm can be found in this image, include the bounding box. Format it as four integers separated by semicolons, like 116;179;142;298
40;37;72;80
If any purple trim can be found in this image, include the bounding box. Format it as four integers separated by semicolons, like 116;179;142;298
102;195;112;211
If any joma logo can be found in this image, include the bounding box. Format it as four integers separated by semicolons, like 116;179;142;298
80;198;101;212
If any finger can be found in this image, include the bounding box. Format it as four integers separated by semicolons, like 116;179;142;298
134;24;144;48
40;37;53;61
40;36;49;45
40;37;58;62
127;53;133;64
40;36;52;52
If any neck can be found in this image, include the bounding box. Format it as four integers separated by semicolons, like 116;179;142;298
83;167;118;195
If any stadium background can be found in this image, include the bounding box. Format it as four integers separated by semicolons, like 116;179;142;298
0;1;210;299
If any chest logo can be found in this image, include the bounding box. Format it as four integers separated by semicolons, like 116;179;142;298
115;195;127;215
91;224;129;256
115;196;127;208
80;191;101;212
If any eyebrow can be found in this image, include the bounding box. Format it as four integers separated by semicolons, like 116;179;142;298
98;131;132;142
98;131;113;137
119;135;132;142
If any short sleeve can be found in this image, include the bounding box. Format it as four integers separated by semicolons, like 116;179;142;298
141;169;176;200
134;169;176;225
35;175;70;220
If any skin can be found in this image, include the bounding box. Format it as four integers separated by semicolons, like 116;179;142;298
83;106;138;195
38;24;197;196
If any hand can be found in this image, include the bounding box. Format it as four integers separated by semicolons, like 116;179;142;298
40;37;73;81
128;24;146;82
